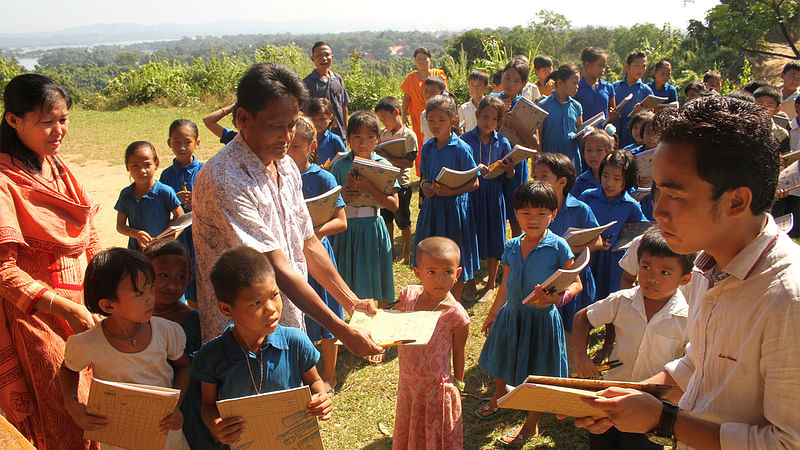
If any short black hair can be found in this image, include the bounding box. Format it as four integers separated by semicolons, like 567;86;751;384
580;47;608;65
304;97;334;118
423;75;447;93
625;50;646;65
599;150;639;191
533;55;553;70
703;69;722;82
512;180;558;211
124;141;158;167
237;63;309;117
504;58;530;82
311;41;330;54
628;111;655;139
781;61;800;75
743;79;770;94
726;90;755;103
534;152;576;196
491;70;503;86
168;119;199;139
210;246;276;306
684;80;705;95
546;64;579;84
142;239;190;264
652;59;672;73
654;95;779;214
477;95;504;123
413;47;432;59
753;85;781;105
637;226;696;275
375;96;401;114
347;110;381;139
84;248;155;316
469;69;490;85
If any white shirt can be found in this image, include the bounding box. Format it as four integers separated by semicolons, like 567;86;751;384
790;117;800;151
586;287;688;381
780;87;798;121
193;134;314;341
664;214;800;449
522;81;541;103
458;100;479;134
420;110;432;145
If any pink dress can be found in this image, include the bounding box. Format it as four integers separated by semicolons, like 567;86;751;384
393;285;470;450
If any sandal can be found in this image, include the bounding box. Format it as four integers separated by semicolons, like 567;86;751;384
496;428;534;447
365;352;385;365
474;402;504;419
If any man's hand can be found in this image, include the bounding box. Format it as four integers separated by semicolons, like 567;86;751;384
339;326;382;356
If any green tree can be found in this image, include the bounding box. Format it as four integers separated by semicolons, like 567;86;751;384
705;0;800;59
1;51;24;93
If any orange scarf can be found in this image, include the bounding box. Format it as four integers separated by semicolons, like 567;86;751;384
0;153;98;256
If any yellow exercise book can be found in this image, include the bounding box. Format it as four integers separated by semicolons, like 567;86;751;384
497;375;674;419
346;156;401;208
0;413;35;449
344;310;442;346
216;386;324;450
305;185;342;227
84;378;180;450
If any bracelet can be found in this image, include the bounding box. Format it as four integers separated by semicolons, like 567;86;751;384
558;290;574;307
454;379;465;391
48;291;56;314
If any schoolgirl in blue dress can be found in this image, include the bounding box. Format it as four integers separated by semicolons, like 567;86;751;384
461;96;515;294
533;153;600;332
574;46;619;122
571;128;615;198
538;64;584;173
414;94;480;301
289;117;347;392
305;97;347;166
646;59;679;105
477;181;582;446
330;112;398;307
613;51;654;148
579;150;649;300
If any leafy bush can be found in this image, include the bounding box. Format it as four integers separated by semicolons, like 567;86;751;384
0;52;23;94
343;52;403;113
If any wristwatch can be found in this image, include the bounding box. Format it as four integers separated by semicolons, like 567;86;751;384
646;401;678;446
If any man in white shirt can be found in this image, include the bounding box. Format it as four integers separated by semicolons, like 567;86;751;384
570;96;800;449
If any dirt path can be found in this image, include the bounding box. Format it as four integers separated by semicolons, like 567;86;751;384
63;156;130;249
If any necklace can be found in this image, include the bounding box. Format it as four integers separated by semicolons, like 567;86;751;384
103;321;143;346
240;344;264;394
412;291;449;312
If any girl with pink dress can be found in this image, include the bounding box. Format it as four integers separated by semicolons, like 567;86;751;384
393;237;469;450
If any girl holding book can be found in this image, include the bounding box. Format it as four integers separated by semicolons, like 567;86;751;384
533;153;601;332
575;47;620;121
477;181;582;446
460;96;515;296
571;128;615;197
579;150;649;300
305;97;347;167
330;111;398;308
288;117;347;392
538;64;585;173
414;95;480;301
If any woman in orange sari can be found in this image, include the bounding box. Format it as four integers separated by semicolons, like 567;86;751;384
400;47;448;174
0;74;100;449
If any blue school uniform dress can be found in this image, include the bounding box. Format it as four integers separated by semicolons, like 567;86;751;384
461;128;511;260
613;79;654;148
491;92;530;224
478;231;571;385
159;156;204;301
316;129;347;166
575;76;616;120
114;181;181;251
330;152;396;304
300;163;346;340
539;94;584;173
646;81;678;104
177;309;204;450
548;194;599;332
571;169;601;198
220;127;237;144
187;324;319;450
414;133;481;281
640;192;654;221
579;188;649;299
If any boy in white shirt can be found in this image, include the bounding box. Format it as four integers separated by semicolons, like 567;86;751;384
458;69;489;134
573;226;694;450
420;76;446;145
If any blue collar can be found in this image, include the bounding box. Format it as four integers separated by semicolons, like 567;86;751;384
124;182;158;200
302;163;323;175
563;193;581;208
171;156;201;171
582;187;634;204
223;324;289;358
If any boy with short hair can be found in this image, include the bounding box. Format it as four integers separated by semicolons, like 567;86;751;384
702;69;722;93
533;55;554;97
191;246;332;446
780;62;800;121
303;41;350;138
375;96;418;264
573;226;693;449
420;75;447;144
754;85;790;146
683;80;706;103
614;51;654;147
459;69;490;133
491;70;503;94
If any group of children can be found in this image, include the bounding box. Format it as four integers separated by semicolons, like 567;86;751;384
78;48;800;450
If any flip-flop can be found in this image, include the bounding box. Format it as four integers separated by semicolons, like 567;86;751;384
496;429;534;447
474;402;504;420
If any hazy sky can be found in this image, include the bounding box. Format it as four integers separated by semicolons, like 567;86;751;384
1;0;719;34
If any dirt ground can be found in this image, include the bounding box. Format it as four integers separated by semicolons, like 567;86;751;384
62;155;131;249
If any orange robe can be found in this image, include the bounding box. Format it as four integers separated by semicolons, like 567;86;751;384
0;153;101;450
401;69;448;174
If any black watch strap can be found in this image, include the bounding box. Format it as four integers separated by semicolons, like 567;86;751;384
647;401;678;446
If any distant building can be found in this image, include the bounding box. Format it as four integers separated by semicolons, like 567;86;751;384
389;45;406;56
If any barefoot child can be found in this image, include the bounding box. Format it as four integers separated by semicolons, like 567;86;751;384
160;119;203;304
477;181;583;446
393;237;470;449
288;117;347;392
461;95;515;296
115;141;184;251
330;111;399;307
60;248;191;449
572;226;692;449
190;247;332;446
414;95;481;301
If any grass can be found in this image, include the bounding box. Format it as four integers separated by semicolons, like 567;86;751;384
62;105;600;449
